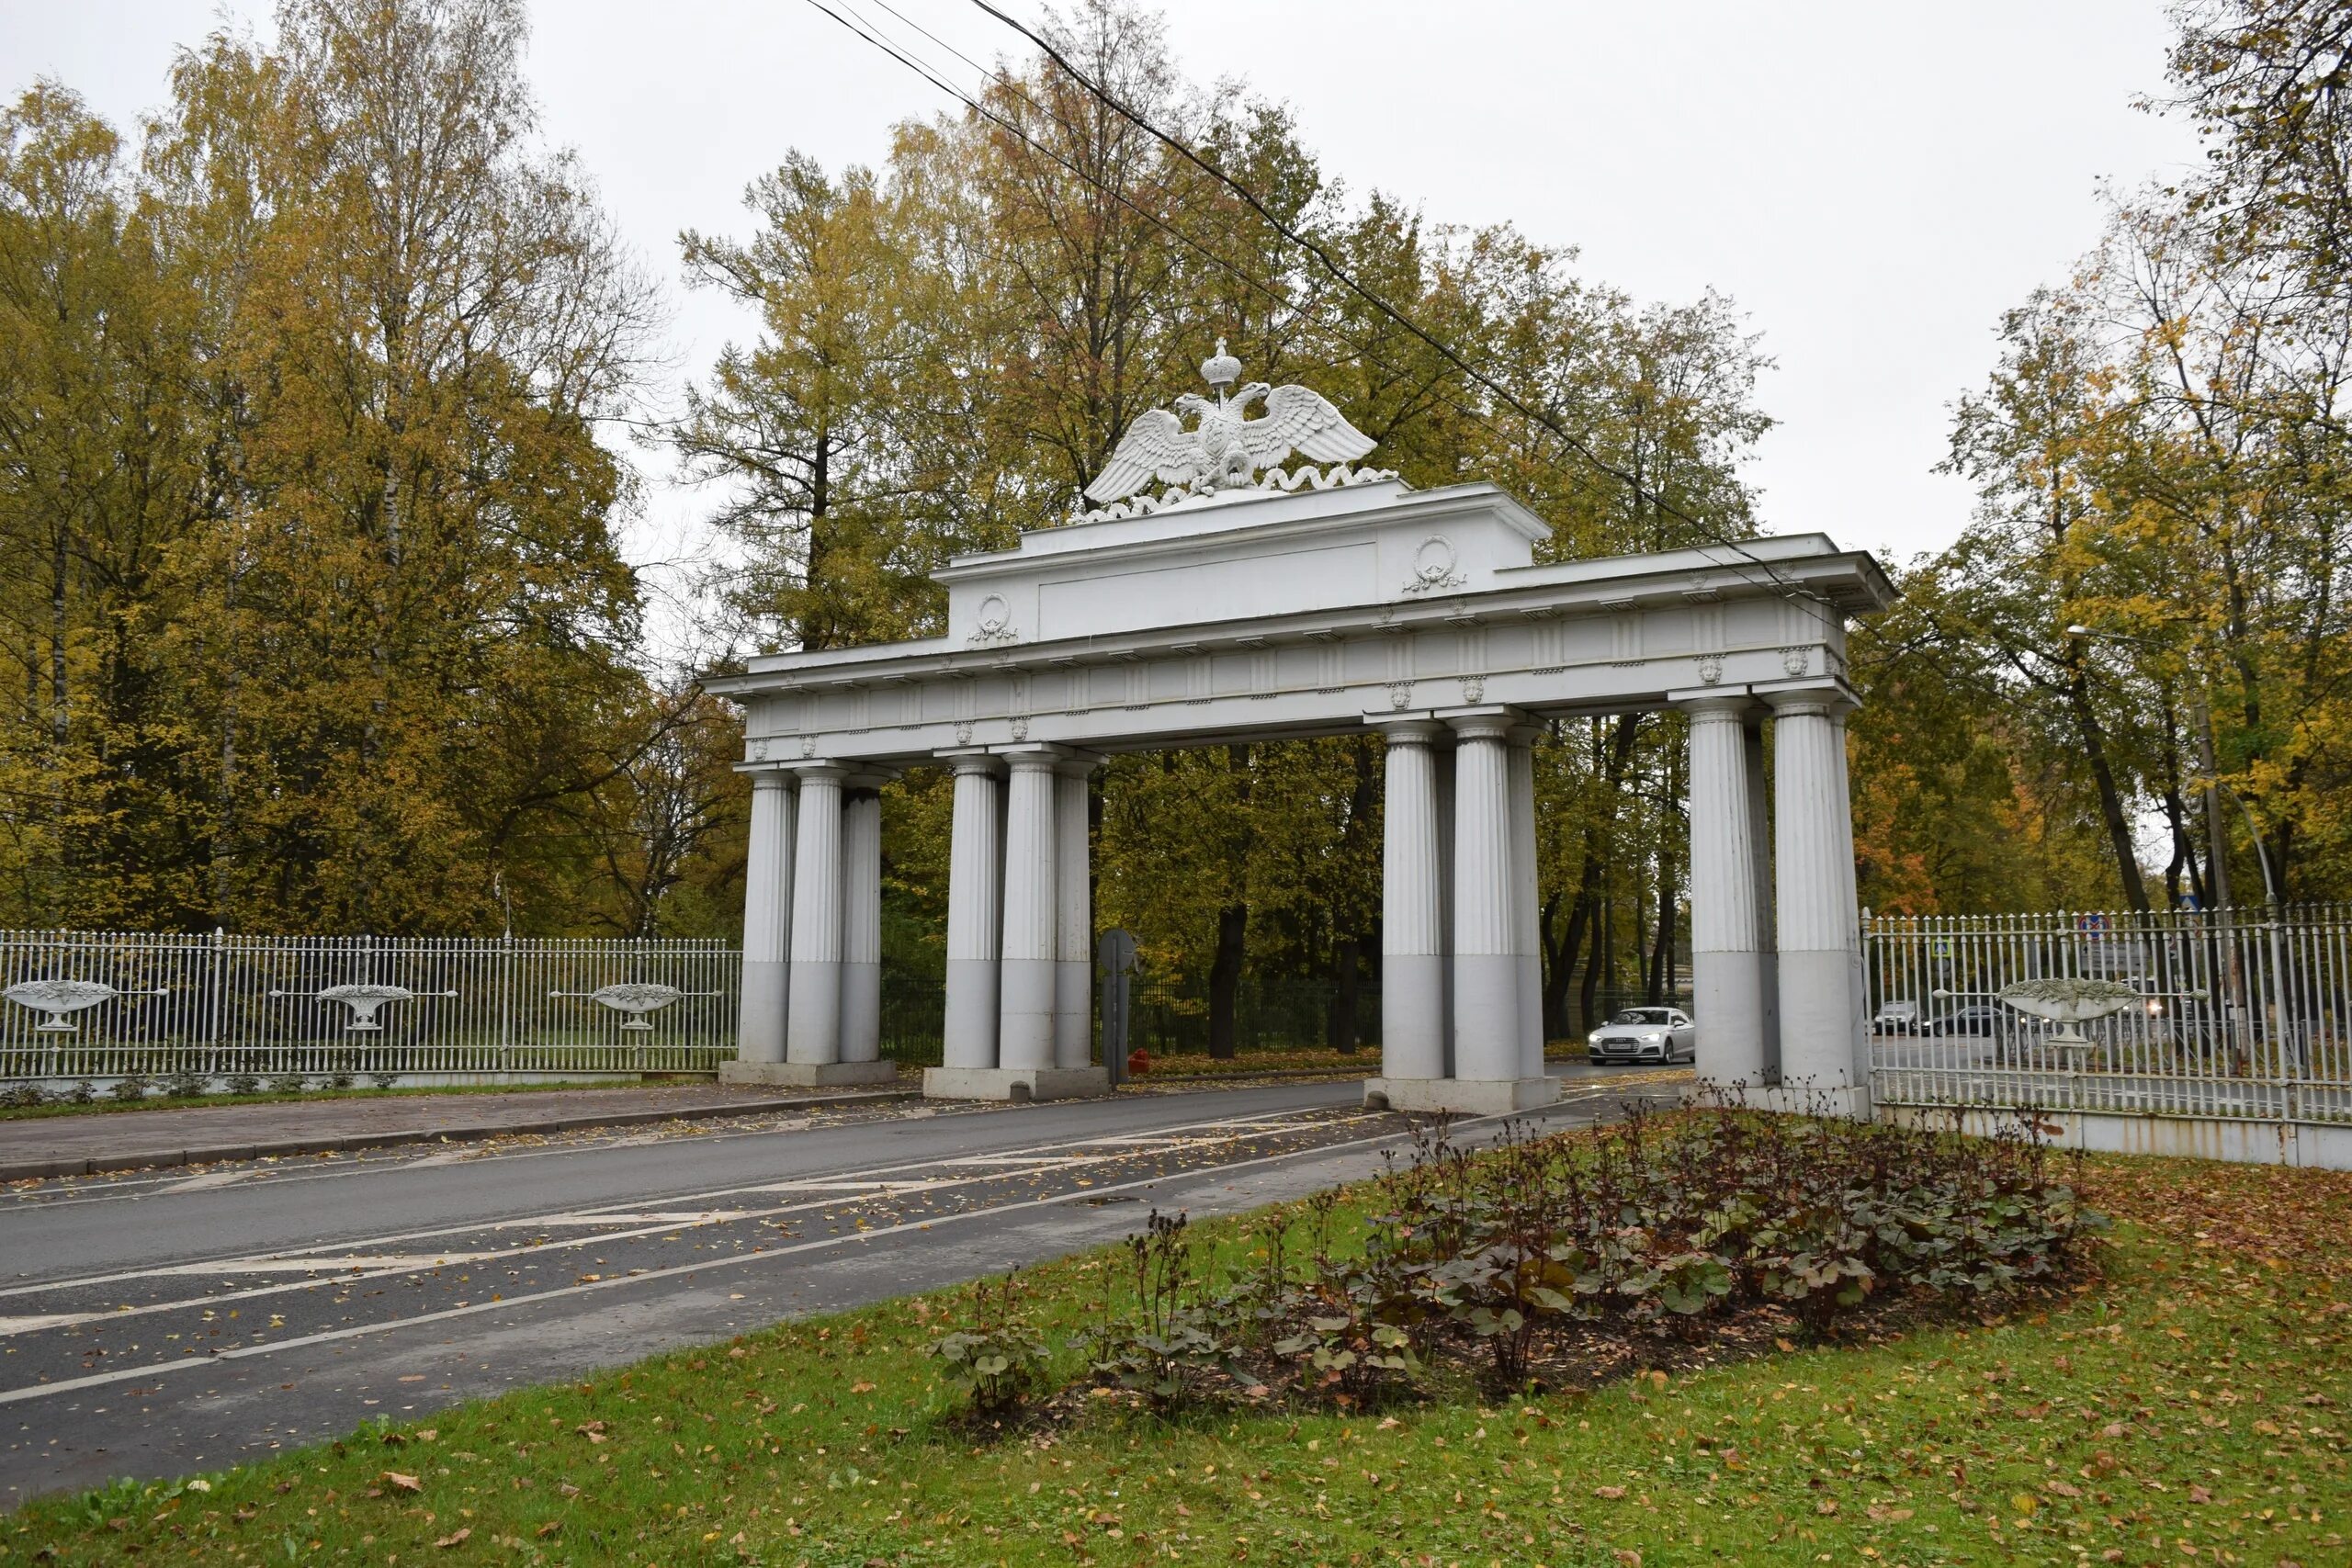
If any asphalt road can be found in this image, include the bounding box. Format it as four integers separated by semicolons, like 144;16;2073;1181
0;1069;1683;1505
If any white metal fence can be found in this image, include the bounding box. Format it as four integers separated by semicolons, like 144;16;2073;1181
0;931;741;1083
1863;905;2352;1124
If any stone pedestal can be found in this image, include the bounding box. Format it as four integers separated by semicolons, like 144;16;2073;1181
922;1065;1111;1102
721;1059;900;1089
1363;1075;1561;1116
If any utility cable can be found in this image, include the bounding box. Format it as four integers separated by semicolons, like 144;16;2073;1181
786;0;1825;612
962;0;1825;607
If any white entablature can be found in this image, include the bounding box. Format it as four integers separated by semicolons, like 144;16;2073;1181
704;478;1896;767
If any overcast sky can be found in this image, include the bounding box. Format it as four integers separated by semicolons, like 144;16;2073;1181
7;0;2204;620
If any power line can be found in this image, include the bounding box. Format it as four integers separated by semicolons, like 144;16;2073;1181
961;0;1820;606
786;0;1821;610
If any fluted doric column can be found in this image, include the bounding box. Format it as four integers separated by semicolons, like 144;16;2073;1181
735;768;796;1066
1381;723;1447;1081
1745;716;1781;1079
839;784;884;1064
942;755;1004;1070
1053;760;1095;1071
785;766;846;1065
1507;725;1544;1079
1768;688;1863;1099
1448;714;1521;1081
997;752;1060;1071
1685;697;1770;1085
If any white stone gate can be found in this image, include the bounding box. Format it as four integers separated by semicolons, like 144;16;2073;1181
706;469;1894;1111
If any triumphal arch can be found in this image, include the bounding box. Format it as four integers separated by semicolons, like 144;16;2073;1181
704;349;1895;1114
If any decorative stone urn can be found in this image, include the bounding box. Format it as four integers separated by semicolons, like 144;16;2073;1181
271;982;456;1032
3;978;136;1033
1996;977;2143;1050
550;982;717;1032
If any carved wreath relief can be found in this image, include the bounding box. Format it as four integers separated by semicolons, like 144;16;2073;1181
967;594;1017;648
1403;536;1466;595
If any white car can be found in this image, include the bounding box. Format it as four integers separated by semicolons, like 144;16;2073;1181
1587;1007;1696;1065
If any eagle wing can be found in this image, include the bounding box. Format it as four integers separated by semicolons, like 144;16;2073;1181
1086;408;1201;503
1238;383;1376;468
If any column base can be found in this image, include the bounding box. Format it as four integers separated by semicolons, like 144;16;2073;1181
923;1066;1112;1103
719;1059;901;1089
1363;1076;1562;1116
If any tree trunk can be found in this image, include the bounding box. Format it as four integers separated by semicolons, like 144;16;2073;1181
1327;935;1360;1055
2064;662;2151;911
1579;892;1605;1034
1207;743;1253;1059
1207;902;1247;1059
1541;890;1576;1040
1646;856;1675;1006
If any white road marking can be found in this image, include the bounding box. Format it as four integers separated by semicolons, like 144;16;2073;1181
0;1109;1366;1329
153;1254;493;1274
158;1170;254;1193
500;1213;751;1226
0;1106;1525;1407
0;1109;1374;1316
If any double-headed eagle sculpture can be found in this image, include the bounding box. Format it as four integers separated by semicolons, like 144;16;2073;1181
1084;341;1376;506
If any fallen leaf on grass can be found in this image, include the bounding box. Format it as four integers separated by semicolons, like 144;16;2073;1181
534;1521;560;1539
380;1472;422;1495
433;1526;469;1548
1816;1498;1839;1516
1612;1552;1642;1567
1593;1485;1626;1499
850;1382;876;1394
2188;1483;2212;1504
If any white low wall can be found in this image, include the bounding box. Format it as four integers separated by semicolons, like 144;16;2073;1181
1876;1102;2352;1170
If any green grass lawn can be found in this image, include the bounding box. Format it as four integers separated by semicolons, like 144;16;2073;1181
6;1146;2346;1566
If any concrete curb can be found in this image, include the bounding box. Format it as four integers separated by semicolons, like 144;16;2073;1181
0;1086;922;1183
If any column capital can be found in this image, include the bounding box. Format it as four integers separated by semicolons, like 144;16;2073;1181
1374;717;1448;746
995;745;1069;773
785;761;851;783
1443;708;1520;742
1756;677;1859;718
739;763;797;785
938;750;1005;778
1678;693;1763;722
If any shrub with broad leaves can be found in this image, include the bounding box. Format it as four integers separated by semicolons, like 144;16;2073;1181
1066;1105;2101;1409
923;1272;1048;1422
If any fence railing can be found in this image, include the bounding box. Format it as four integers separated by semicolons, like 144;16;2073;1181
0;931;740;1083
1863;905;2352;1123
